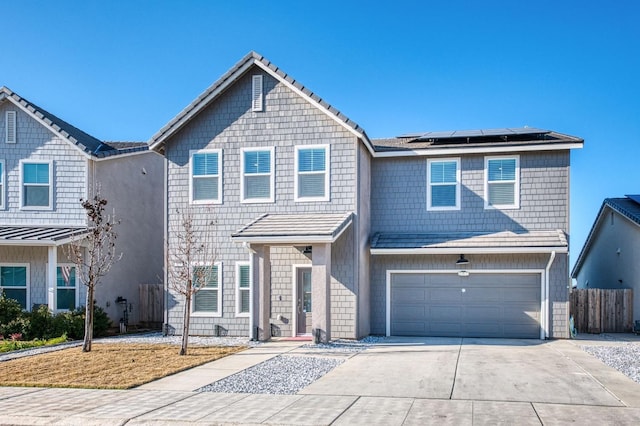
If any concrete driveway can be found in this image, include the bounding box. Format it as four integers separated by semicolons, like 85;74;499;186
301;337;637;407
3;337;640;424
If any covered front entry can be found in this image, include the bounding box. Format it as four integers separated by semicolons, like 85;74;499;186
231;212;353;343
389;271;541;338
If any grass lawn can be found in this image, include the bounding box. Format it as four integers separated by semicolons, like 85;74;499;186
0;343;245;389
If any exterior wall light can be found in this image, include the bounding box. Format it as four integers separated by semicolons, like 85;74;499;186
456;254;469;266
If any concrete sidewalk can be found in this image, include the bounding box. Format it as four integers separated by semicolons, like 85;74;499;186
1;338;640;424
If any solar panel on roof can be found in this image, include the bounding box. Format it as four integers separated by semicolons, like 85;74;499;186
626;195;640;205
398;127;549;140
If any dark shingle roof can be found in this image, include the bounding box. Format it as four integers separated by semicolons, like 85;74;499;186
149;51;370;154
371;230;567;252
231;213;353;243
0;86;148;158
571;195;640;277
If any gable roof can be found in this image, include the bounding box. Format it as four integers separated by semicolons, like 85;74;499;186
148;51;372;155
0;86;148;159
571;195;640;277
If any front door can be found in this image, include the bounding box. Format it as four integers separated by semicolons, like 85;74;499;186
297;267;312;335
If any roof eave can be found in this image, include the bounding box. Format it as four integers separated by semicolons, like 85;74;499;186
374;141;584;158
371;246;568;255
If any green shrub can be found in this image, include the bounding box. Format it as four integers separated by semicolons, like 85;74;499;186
26;305;54;340
0;292;23;326
0;316;30;338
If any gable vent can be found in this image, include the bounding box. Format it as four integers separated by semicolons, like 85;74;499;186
6;111;16;144
252;74;263;112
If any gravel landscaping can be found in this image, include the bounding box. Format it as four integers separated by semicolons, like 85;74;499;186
582;343;640;384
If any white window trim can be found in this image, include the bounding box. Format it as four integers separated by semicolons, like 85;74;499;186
240;146;275;203
235;261;251;318
5;111;16;144
47;263;79;312
0;159;5;210
484;155;520;210
189;149;223;205
427;157;461;211
294;144;330;202
19;159;53;210
191;262;222;317
252;74;264;112
0;263;30;311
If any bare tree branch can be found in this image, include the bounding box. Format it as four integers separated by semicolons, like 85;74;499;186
167;206;218;355
65;188;121;352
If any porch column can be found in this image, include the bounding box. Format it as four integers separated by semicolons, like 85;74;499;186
251;244;271;341
47;246;57;311
311;243;331;343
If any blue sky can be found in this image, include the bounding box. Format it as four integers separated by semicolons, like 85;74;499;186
2;1;639;268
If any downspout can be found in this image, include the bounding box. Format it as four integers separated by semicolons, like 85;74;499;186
163;157;169;335
544;251;556;339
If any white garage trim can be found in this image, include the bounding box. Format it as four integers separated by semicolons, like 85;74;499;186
386;269;546;339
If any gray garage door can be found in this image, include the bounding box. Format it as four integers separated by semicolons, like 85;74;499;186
390;272;541;338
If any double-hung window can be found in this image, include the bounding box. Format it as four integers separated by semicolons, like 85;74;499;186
427;158;460;210
192;263;222;316
190;150;221;204
485;156;519;209
56;265;77;311
236;262;251;317
20;160;52;209
295;145;329;201
0;160;4;209
0;265;28;309
241;147;274;202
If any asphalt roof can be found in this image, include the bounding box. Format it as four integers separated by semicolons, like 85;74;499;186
231;213;353;243
371;230;568;253
149;51;370;154
0;86;148;159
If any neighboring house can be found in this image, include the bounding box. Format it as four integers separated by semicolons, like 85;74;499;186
571;195;640;323
0;86;163;325
150;51;583;342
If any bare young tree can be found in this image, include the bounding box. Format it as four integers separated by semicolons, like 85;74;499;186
66;191;121;352
167;207;217;355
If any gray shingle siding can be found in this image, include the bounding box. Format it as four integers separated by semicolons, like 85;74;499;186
0;102;87;226
164;68;360;336
371;151;570;234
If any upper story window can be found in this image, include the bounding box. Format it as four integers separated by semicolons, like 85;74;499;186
192;263;222;316
295;145;330;202
252;75;264;112
485;156;520;209
241;147;274;203
190;150;222;204
5;111;16;144
20;160;53;210
427;158;460;210
0;160;4;209
236;262;251;317
0;265;28;309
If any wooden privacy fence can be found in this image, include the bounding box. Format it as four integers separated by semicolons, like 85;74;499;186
139;283;164;328
570;288;633;333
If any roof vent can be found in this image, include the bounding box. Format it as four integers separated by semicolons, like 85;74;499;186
252;75;263;112
5;111;16;144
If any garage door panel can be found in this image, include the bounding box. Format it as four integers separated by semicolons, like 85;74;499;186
428;288;463;302
430;305;461;321
394;306;426;321
391;272;541;338
394;288;426;303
